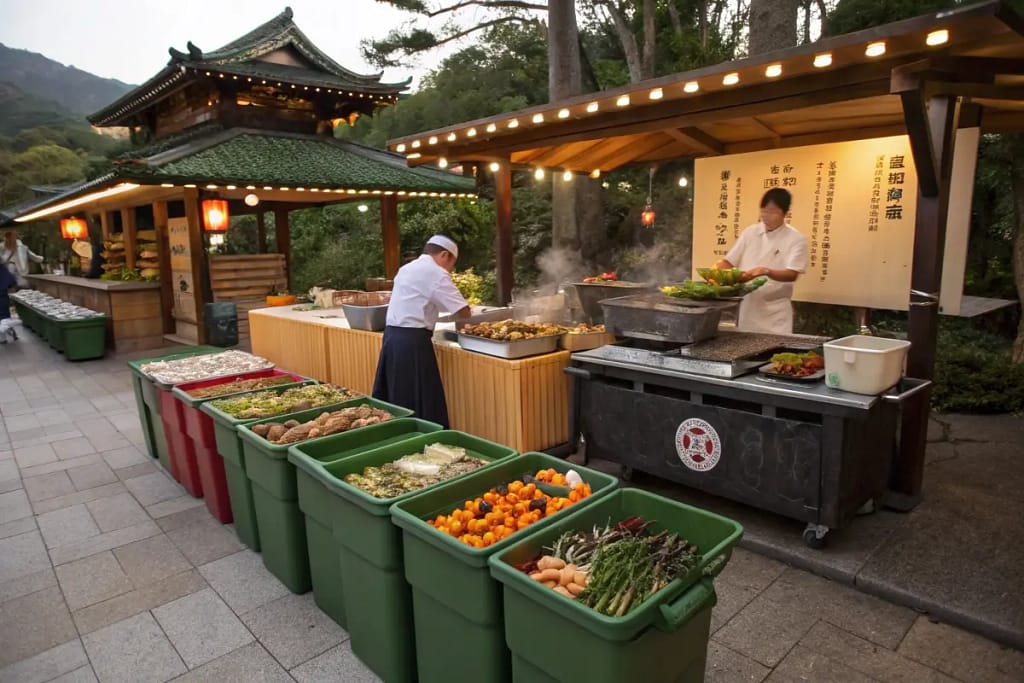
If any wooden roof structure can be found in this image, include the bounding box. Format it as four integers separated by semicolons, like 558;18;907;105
387;0;1024;178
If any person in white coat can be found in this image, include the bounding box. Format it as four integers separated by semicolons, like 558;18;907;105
2;230;45;288
715;189;808;335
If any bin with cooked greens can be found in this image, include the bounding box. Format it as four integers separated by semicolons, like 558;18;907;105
209;384;360;419
343;443;490;498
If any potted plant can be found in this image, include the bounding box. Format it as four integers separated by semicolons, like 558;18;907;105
266;288;297;306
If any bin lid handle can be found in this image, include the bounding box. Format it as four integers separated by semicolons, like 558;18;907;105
654;577;716;633
882;378;931;403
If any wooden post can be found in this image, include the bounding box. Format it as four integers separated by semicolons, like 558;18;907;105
99;211;111;240
120;207;137;272
891;93;960;509
381;196;400;278
273;205;291;290
494;163;514;305
152;200;175;335
183;188;209;344
256;211;266;254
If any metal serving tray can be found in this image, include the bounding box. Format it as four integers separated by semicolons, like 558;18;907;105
600;295;722;344
458;332;560;359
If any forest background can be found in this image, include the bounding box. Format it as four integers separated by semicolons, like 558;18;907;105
1;0;1022;412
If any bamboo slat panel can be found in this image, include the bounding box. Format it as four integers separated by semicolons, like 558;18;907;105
325;327;384;396
248;311;331;381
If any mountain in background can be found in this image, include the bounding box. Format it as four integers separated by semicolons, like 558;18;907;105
0;43;134;118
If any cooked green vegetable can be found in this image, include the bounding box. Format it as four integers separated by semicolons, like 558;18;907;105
344;444;489;498
210;384;358;418
185;375;296;399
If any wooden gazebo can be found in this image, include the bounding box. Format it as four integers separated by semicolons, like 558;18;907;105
385;0;1024;505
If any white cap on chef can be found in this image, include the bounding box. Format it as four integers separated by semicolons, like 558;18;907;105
426;234;458;259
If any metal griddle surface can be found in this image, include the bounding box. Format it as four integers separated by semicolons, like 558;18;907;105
676;330;822;363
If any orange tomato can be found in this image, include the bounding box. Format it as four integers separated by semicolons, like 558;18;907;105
482;532;496;545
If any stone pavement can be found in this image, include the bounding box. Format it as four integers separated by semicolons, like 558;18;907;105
2;327;1023;682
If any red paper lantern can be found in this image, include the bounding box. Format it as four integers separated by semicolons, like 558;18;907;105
60;217;87;240
641;208;656;226
202;199;230;232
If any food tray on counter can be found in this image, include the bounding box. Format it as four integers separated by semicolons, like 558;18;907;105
757;363;827;383
457;332;560;359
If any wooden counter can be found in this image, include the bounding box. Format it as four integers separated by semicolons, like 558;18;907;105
28;275;163;352
247;306;570;452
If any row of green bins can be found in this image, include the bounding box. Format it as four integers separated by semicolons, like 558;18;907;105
235;396;414;593
390;453;619;683
127;346;222;472
43;314;62;352
288;418;445;628
199;379;322;551
60;316;108;361
290;429;517;682
490;488;743;683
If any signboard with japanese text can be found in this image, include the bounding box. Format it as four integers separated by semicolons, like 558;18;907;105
693;133;975;313
167;216;197;324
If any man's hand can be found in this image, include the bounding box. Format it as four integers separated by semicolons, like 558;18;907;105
740;266;770;282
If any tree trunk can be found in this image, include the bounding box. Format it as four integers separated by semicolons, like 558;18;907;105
1011;134;1024;363
668;0;685;35
548;0;584;252
748;0;800;55
641;0;657;80
601;2;645;82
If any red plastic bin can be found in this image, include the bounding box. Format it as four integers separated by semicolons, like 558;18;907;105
159;389;204;498
173;370;309;523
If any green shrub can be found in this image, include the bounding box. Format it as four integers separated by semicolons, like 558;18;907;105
932;321;1024;414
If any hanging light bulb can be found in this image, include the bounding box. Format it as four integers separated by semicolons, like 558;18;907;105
562;170;573;182
438;157;448;169
534;168;546;180
489;161;501;172
641;167;656;227
589;169;601;179
678;176;689;188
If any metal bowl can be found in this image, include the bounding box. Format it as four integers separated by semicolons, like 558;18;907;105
341;303;389;332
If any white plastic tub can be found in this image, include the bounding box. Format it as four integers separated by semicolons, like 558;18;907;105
823;335;911;395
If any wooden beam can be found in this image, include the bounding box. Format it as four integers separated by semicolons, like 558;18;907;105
928;82;1024;100
664;126;725;155
380;196;400;279
893;94;960;508
563;136;640;170
748;117;782;146
722;123;908;155
151;200;175;335
120;207;137;272
494;164;513;305
182;187;208;344
99;211;111;240
255;211;266;254
899;86;940;198
597;135;676;172
527;139;608;168
273;205;291;290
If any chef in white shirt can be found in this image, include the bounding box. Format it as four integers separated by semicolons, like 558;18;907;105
372;234;470;427
715;188;808;335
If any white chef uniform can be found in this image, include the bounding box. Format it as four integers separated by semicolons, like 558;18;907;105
724;223;808;335
385;253;469;330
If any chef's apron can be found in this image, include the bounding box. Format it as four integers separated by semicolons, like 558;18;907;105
372;326;450;428
738;281;794;334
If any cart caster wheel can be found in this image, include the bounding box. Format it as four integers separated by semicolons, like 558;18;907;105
802;524;829;549
620;466;634;482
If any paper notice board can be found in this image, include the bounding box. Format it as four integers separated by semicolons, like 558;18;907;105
168;216;197;324
692;132;976;313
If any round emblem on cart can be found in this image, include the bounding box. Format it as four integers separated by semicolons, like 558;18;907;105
675;418;722;472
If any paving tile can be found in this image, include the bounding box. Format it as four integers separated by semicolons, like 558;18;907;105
56;551;135;611
19;454;103;480
147;495;205;519
290;641;379;683
32;482;126;516
800;621;957;683
62;402;99;419
157;505;215;533
897;616;1024;683
100;446;148;470
241;593;346;669
114;535;191;587
0;478;22;495
13;443;57;468
75;418;118;437
66;463;118;492
166;519;244;566
718;547;788;591
49;521;162;566
711;578;761;634
170;642;291;683
37;504;101;549
82;611;186;683
85;493;149;533
761;567;916;649
714;594;820;668
0;458;18;483
5;414;41;432
198;550;290;615
113;461;158;481
72;569;207;635
108;413;142;433
0;587;77;666
765;644;876;683
87;434;130;454
153;588;254;669
0;567;58;605
23;471;76;503
0;638;89;683
124;471;183;506
0;528;51;581
0;516;35;541
705;640;771;683
0;489;32;524
49;665;98;683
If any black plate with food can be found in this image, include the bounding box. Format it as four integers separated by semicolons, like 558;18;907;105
757;363;827;382
757;350;826;382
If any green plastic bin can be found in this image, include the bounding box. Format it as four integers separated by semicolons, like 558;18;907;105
288;417;445;627
237;397;414;593
61;316;108;361
390;453;619;683
291;429;517;682
128;347;221;471
489;488;742;683
198;379;320;551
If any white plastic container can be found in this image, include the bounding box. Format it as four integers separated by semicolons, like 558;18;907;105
823;335;912;395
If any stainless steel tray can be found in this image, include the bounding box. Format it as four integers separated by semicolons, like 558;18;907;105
458;333;560;359
600;295;722;344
